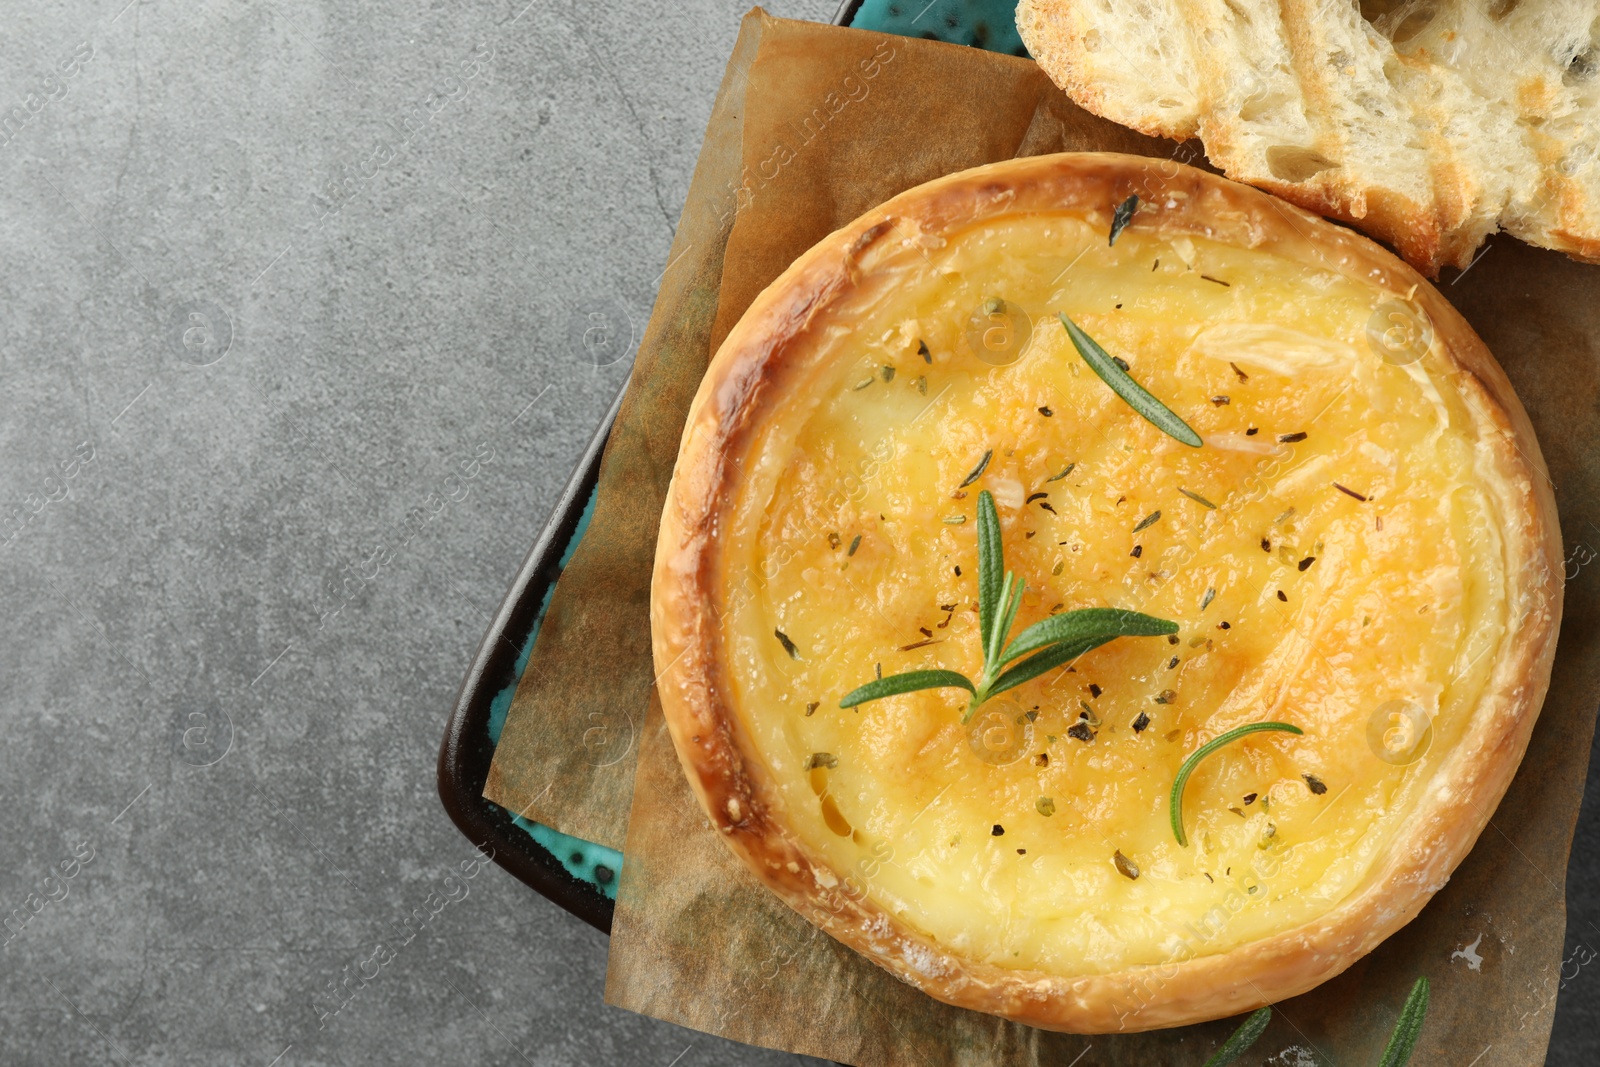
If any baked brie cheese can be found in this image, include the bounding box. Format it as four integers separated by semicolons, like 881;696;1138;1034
651;153;1561;1032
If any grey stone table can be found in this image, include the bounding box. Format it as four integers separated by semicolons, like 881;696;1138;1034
0;1;1594;1064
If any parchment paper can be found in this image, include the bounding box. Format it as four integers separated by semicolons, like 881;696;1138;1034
595;13;1600;1067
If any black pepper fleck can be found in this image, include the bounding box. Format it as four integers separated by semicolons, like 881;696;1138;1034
992;824;1005;836
1132;712;1150;732
1303;774;1328;795
1067;721;1095;742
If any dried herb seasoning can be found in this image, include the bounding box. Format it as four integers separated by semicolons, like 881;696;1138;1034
1026;492;1049;504
775;629;800;659
991;823;1005;836
1303;774;1328;795
1229;361;1249;382
1132;711;1150;732
881;365;896;382
804;752;838;770
1211;395;1230;405
959;450;993;488
1334;482;1369;501
1133;509;1162;532
1047;463;1076;482
1038;405;1053;417
1298;556;1316;571
804;701;819;716
1201;587;1216;610
1036;796;1056;817
1278;431;1307;443
847;534;862;556
917;339;931;363
1200;274;1231;287
1108;194;1139;245
1180;487;1217;509
1089;683;1102;698
1277;590;1288;602
1067;721;1095;742
1113;850;1140;879
1130;545;1143;558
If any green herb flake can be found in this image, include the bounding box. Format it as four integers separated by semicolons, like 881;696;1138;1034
1201;587;1216;610
1108;194;1139;245
1133;510;1162;532
943;515;967;525
1180;487;1218;510
1067;721;1095;743
881;365;896;382
1036;796;1056;817
804;701;820;717
852;376;875;391
1059;316;1203;447
804;752;838;770
914;374;927;395
959;449;993;488
774;629;801;659
847;534;862;557
1171;722;1304;846
1047;463;1075;482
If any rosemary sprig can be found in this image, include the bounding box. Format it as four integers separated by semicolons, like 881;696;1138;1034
1059;315;1203;448
839;490;1176;721
1378;977;1429;1067
1170;722;1303;846
1198;977;1428;1066
1202;1006;1272;1067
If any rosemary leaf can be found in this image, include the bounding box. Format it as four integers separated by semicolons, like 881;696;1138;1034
1201;1007;1272;1067
1180;487;1218;509
1171;722;1304;846
839;669;976;709
1000;607;1177;667
1060;315;1203;447
1109;194;1139;246
976;490;1003;650
982;635;1117;706
1377;977;1430;1067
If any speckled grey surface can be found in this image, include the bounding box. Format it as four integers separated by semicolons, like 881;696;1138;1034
0;1;1595;1064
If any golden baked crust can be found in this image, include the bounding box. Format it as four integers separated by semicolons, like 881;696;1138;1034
651;153;1561;1032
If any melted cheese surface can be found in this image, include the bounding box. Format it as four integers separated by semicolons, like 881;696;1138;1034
717;212;1512;975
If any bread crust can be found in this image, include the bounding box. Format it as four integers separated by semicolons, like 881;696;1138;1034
651;153;1562;1032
